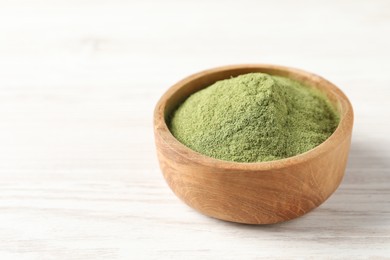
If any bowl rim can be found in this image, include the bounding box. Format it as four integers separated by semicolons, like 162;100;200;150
154;64;354;171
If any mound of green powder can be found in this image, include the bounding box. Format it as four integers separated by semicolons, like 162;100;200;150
169;73;339;162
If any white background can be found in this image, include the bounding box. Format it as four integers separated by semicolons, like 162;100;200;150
0;0;389;259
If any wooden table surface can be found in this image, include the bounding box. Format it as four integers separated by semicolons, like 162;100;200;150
0;0;389;259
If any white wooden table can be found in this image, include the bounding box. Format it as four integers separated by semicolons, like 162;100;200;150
0;0;389;259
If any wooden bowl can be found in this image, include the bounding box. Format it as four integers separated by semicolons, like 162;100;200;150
154;64;354;224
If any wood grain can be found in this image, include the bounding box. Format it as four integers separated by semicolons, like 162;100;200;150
0;0;389;259
154;65;354;224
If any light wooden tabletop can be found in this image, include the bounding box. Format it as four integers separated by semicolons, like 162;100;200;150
0;0;389;259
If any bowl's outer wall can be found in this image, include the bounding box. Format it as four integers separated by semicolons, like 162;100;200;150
154;65;354;224
155;130;352;224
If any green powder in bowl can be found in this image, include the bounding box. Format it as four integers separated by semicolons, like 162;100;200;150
168;72;339;163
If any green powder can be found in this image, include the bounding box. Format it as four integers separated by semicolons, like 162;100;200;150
169;73;339;162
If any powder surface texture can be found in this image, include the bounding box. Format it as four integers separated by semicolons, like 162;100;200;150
169;73;339;162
